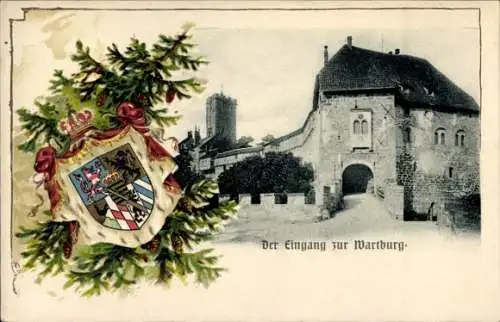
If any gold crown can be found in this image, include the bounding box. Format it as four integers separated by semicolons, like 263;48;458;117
58;109;93;140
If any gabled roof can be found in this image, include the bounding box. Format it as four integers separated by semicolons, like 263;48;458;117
318;45;479;112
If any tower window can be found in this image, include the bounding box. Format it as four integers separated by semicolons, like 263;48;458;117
435;128;446;145
361;120;368;135
455;130;465;147
449;167;454;178
353;120;361;134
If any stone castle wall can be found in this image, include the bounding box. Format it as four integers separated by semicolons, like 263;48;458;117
395;107;480;215
315;93;398;205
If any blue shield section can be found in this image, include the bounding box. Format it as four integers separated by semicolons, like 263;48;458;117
69;158;109;205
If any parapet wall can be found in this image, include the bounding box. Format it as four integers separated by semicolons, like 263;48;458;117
220;192;314;206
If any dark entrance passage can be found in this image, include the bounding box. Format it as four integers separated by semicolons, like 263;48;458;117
342;164;373;195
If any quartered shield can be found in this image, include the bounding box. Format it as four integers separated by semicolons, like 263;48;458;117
69;143;155;231
53;127;180;247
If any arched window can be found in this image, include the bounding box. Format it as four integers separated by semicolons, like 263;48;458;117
435;128;446;145
361;120;368;135
455;130;465;147
353;120;360;134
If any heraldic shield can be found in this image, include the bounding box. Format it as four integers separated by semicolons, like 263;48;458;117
52;127;181;248
69;143;155;231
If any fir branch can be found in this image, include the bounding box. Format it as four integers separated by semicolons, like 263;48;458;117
182;178;220;209
17;108;69;153
65;244;148;297
49;70;75;94
186;249;225;287
153;246;224;287
15;215;68;283
145;108;182;127
65;27;208;115
71;40;122;103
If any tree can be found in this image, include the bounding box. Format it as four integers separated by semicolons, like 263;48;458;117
234;136;254;149
260;134;276;145
218;152;314;196
218;155;263;195
261;152;314;193
15;25;237;297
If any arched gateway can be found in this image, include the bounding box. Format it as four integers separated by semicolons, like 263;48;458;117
341;163;374;195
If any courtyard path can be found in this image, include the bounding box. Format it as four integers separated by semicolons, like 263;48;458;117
215;193;444;243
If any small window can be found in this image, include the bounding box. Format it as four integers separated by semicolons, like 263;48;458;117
449;167;454;178
361;120;368;135
353;120;360;134
455;130;465;147
435;128;446;145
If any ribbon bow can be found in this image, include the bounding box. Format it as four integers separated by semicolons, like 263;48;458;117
117;102;148;133
33;145;60;212
117;101;173;161
34;146;57;180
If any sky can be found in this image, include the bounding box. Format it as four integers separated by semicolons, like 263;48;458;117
12;9;480;143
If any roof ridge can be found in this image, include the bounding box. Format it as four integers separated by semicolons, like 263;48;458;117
318;42;479;112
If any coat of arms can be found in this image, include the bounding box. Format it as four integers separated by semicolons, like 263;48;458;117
69;144;154;231
48;107;182;248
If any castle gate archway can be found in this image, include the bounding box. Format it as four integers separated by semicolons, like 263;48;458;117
342;163;374;195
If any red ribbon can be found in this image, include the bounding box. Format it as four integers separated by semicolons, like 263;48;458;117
34;146;61;211
116;102;172;161
116;101;148;133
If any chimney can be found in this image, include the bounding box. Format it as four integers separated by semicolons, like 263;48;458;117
347;36;352;49
395;48;400;55
323;45;329;66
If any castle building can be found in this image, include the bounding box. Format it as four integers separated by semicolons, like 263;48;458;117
262;36;480;218
182;37;480;219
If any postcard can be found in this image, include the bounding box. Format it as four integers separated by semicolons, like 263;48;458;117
1;1;499;321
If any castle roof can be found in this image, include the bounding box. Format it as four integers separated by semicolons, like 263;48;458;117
196;135;216;148
318;44;479;112
215;146;262;158
263;109;315;147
